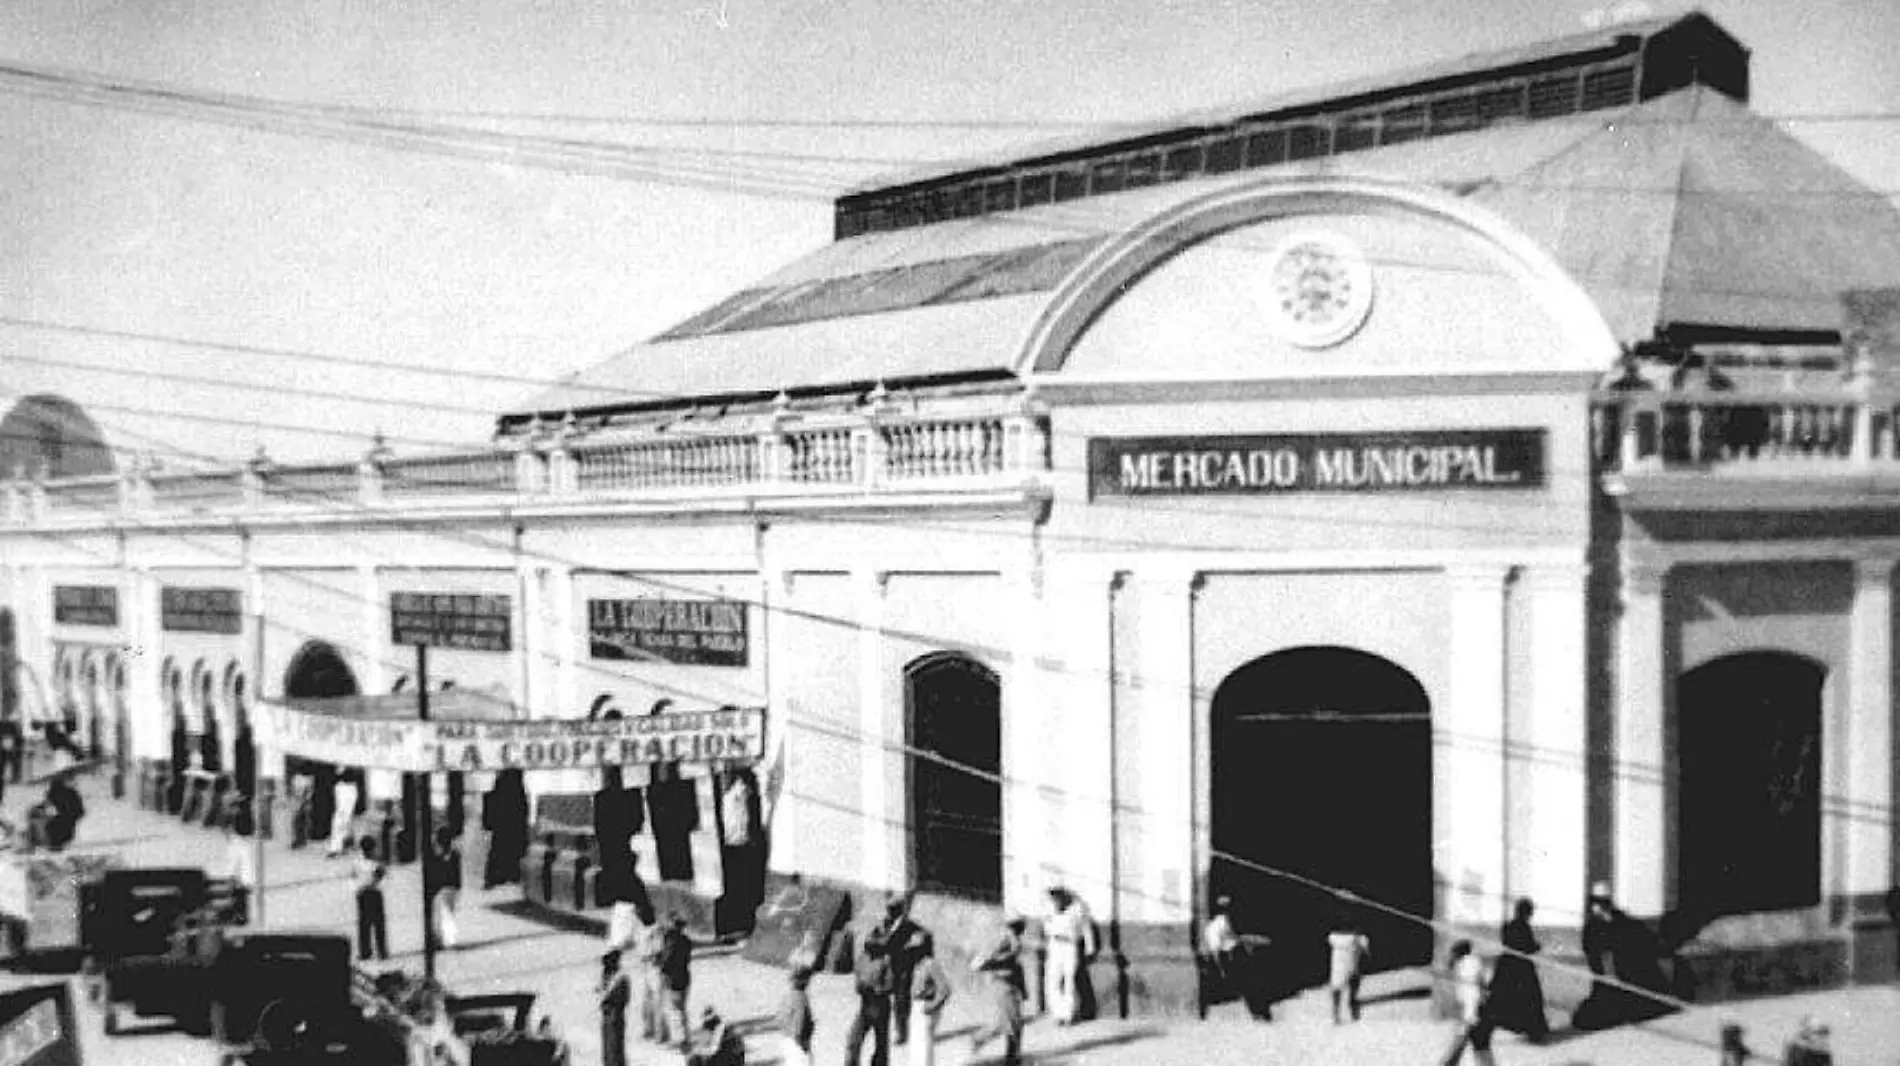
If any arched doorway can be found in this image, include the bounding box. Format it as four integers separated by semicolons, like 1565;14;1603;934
1210;646;1435;984
109;655;128;796
905;652;1002;901
1678;652;1824;920
283;641;362;842
0;609;17;724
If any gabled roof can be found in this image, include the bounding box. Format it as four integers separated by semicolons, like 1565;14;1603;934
507;88;1900;424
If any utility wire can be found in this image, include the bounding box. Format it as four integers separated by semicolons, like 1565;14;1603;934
9;384;1894;829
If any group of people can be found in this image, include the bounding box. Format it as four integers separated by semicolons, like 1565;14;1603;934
599;895;704;1065
347;823;466;963
1199;896;1375;1024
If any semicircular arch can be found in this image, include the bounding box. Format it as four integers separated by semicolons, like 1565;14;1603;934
1016;175;1617;378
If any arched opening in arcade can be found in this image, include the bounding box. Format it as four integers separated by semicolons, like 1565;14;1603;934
283;640;363;846
109;655;128;796
1677;651;1824;922
905;651;1003;901
1209;646;1435;986
224;663;256;801
81;655;101;758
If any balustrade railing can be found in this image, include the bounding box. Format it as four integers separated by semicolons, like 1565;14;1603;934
573;435;759;492
150;470;247;510
1593;389;1895;473
383;451;519;498
6;411;1049;525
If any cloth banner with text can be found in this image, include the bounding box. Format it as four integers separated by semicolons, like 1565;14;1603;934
257;701;765;775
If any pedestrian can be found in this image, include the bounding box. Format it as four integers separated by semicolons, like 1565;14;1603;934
1043;886;1095;1026
1572;881;1673;1030
1782;1016;1832;1066
968;914;1027;1066
327;776;359;858
1487;898;1549;1042
1325;909;1371;1024
1202;895;1272;1020
1719;1022;1750;1066
775;962;816;1066
845;901;900;1066
633;914;667;1042
40;768;84;850
607;853;657;951
599;950;631;1066
658;912;694;1051
907;930;952;1066
1439;940;1497;1066
222;795;257;895
353;834;390;962
288;773;314;849
428;825;463;950
683;1005;744;1066
884;896;923;1046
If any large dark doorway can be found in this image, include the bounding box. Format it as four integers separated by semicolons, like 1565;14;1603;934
906;653;1003;901
283;641;363;841
1210;647;1435;986
1678;652;1824;919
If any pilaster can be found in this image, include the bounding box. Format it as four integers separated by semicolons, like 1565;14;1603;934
1845;557;1894;906
1043;567;1118;920
855;568;895;891
1002;558;1048;916
1614;560;1669;916
1132;567;1195;924
1444;563;1511;927
125;569;165;761
1512;563;1591;919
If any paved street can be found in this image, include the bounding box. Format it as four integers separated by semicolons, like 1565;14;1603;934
3;772;1898;1066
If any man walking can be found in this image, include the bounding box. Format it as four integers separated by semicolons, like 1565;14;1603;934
845;899;900;1066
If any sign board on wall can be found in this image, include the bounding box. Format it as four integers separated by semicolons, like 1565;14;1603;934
160;587;243;634
389;592;512;651
1087;428;1547;497
588;598;750;666
259;702;765;773
51;586;117;627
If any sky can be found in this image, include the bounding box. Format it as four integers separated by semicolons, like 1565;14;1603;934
1;0;1896;468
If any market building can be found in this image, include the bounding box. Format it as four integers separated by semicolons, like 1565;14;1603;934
4;9;1900;1014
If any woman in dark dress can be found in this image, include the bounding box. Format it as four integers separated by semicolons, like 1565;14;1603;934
1487;898;1549;1042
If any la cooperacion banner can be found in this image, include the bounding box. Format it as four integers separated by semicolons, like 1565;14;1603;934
588;598;749;666
258;702;765;773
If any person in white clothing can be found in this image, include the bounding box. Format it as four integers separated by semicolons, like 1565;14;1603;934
1043;885;1096;1026
1326;910;1372;1024
1439;940;1497;1066
327;777;359;857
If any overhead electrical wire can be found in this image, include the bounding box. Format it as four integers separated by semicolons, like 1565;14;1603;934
8;486;1848;1066
8;382;1892;830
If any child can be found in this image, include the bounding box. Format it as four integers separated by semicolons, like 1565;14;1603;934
775;963;816;1066
1326;911;1371;1024
1718;1022;1749;1066
353;835;389;961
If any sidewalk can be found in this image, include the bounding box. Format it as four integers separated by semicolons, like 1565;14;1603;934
7;773;1900;1066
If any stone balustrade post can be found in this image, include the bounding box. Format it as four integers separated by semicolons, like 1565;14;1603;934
359;433;391;506
243;447;270;509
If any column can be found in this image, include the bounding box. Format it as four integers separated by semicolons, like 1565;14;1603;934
855;568;893;892
125;569;165;761
1445;564;1510;928
358;567;397;802
549;566;577;720
1845;558;1893;911
1614;562;1668;916
1513;563;1590;918
764;569;799;874
1132;568;1194;924
1044;567;1116;919
1002;558;1048;916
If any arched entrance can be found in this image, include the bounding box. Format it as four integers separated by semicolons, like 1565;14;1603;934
1210;646;1434;984
906;652;1003;901
283;641;362;842
1677;652;1824;919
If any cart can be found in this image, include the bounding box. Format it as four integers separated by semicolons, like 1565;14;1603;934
0;845;122;969
88;867;247;1035
445;993;564;1066
212;932;406;1066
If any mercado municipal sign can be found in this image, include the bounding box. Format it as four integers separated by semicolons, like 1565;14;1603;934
259;702;765;773
1088;428;1546;497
